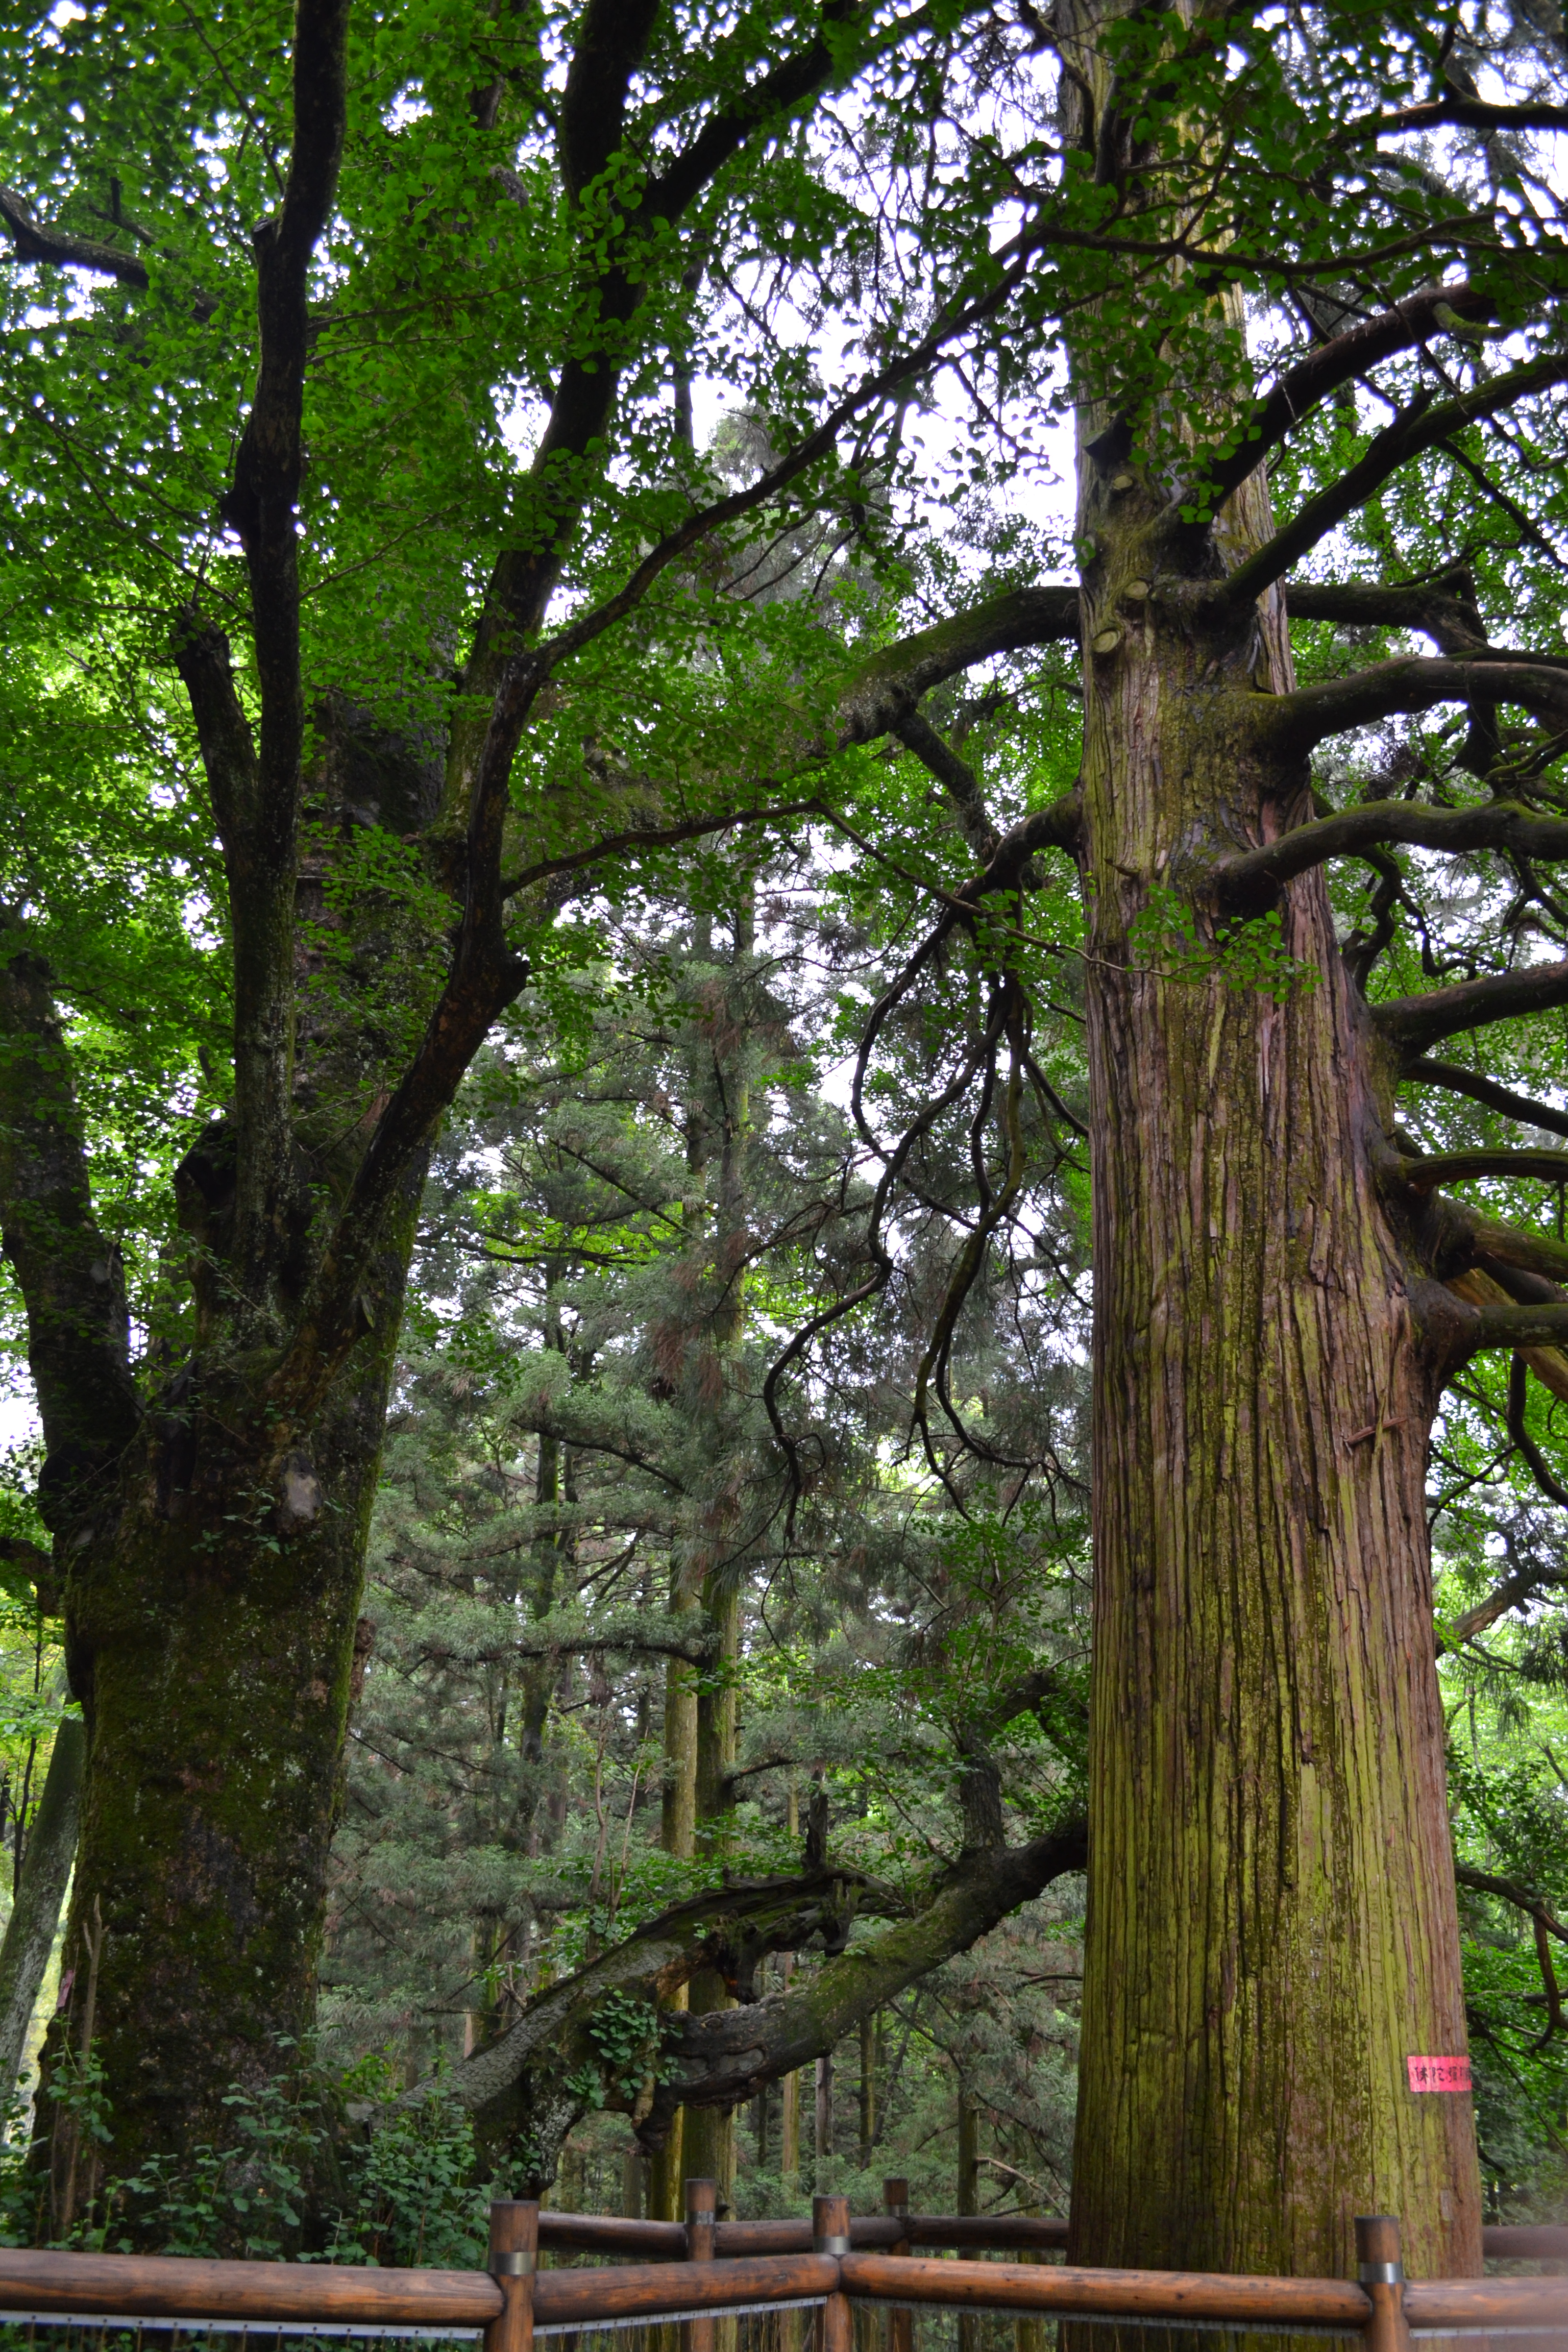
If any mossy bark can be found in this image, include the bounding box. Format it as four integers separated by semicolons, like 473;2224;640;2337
1066;408;1480;2285
45;1238;415;2213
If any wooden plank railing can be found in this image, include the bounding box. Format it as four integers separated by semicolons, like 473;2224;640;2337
0;2193;1563;2346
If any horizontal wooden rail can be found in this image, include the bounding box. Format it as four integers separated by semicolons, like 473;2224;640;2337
0;2249;501;2326
536;2214;1073;2259
839;2252;1372;2328
0;2225;1565;2341
540;2211;1555;2264
532;2255;837;2327
1406;2275;1568;2329
1481;2223;1568;2261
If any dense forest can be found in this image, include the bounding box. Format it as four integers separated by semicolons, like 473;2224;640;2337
4;0;1568;2284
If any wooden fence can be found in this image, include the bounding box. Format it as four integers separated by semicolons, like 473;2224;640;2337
0;2186;1562;2350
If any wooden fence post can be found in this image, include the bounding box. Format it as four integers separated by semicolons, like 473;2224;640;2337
816;2192;852;2352
484;2199;538;2352
1356;2215;1413;2352
883;2178;912;2352
688;2176;718;2352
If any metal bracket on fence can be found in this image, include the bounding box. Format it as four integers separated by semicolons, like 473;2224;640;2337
1358;2265;1405;2288
489;2254;536;2277
814;2238;850;2258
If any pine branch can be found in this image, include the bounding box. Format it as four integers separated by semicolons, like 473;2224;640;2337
1268;655;1568;753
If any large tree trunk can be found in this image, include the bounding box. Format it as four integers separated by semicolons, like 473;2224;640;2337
1066;421;1481;2274
48;1321;409;2195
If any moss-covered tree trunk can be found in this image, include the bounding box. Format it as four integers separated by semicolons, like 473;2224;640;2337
1065;380;1480;2284
52;1314;410;2200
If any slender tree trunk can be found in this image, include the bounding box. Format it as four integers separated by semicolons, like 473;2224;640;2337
1060;107;1481;2274
814;2050;832;2179
859;2013;877;2169
957;2081;980;2352
0;1714;82;2104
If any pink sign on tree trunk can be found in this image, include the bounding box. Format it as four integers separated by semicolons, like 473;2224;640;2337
1406;2055;1472;2093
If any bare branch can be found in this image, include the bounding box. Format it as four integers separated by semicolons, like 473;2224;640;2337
1354;96;1568;137
1508;1350;1568;1510
893;710;1000;862
1285;575;1489;655
1455;1860;1568;1947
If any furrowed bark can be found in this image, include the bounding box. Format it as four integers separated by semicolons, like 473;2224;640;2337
1061;0;1479;2288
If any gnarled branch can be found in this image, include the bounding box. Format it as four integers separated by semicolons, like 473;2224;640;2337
1265;658;1568;756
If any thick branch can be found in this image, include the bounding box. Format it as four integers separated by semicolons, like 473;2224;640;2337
411;1813;1087;2186
0;912;141;1530
1216;792;1568;908
1269;657;1568;756
1285;576;1489;655
1217;353;1568;610
1436;1289;1568;1367
660;1817;1088;2130
1188;283;1497;516
0;186;149;289
1375;959;1568;1056
1360;96;1568;137
893;710;1000;862
1404;1059;1568;1139
203;0;350;1302
1403;1147;1568;1189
